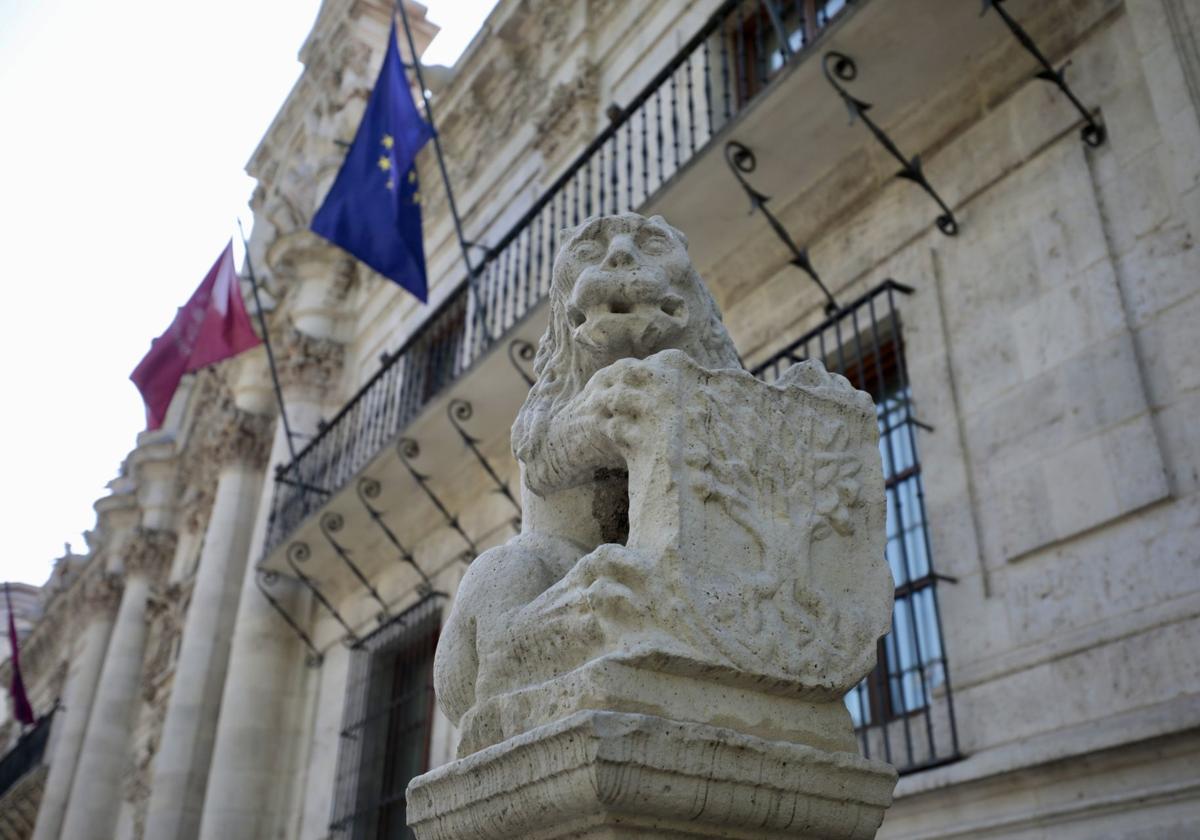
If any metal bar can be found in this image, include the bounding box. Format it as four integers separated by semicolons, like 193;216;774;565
355;477;436;598
395;0;481;295
397;437;478;559
286;541;360;643
508;339;536;387
447;399;522;516
255;569;323;666
724;141;838;313
318;511;390;622
238;221;297;465
822;52;959;236
887;284;961;759
984;0;1105;146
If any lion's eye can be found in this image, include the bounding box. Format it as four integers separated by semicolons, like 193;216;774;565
571;240;603;261
638;233;670;255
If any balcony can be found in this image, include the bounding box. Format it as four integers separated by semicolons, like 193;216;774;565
255;0;1064;773
0;711;53;838
263;0;859;559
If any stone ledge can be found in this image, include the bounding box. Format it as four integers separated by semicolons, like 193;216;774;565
407;710;897;839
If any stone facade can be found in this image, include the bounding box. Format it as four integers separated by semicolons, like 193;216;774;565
2;0;1199;838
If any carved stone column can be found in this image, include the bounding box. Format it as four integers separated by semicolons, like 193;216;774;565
143;405;273;840
59;529;177;840
30;574;122;840
198;325;345;840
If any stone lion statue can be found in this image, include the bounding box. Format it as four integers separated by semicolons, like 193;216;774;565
435;213;893;757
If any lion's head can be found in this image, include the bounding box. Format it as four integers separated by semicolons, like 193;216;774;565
513;213;741;475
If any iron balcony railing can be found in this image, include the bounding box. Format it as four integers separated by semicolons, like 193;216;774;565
0;709;53;801
265;0;854;555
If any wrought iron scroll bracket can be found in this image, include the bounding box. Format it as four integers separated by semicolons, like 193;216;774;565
355;477;437;599
822;52;960;236
983;0;1105;147
318;512;390;624
447;399;523;518
724;141;839;315
286;541;360;646
397;438;479;561
507;339;536;387
255;569;323;667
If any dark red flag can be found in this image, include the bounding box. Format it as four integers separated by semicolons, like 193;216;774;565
4;583;34;727
131;242;262;429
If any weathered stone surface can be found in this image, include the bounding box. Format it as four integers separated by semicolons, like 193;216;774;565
407;711;897;840
412;214;895;837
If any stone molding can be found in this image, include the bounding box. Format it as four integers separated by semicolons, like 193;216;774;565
407;710;897;840
206;403;275;472
74;572;124;623
534;61;599;164
141;579;192;704
124;528;178;581
276;325;346;394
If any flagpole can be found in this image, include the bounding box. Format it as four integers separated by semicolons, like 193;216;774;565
395;1;492;341
236;220;299;465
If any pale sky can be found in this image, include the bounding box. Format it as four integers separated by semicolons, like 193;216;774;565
0;0;498;587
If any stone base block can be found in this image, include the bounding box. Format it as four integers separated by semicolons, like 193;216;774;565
407;711;896;839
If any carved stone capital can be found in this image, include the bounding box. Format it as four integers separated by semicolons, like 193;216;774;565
75;573;124;623
124;528;178;581
208;403;274;472
276;326;346;395
535;61;599;162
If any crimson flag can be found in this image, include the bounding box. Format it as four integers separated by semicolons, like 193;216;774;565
131;242;262;430
4;583;34;726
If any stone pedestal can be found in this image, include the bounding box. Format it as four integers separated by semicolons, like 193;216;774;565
409;214;898;839
408;710;895;840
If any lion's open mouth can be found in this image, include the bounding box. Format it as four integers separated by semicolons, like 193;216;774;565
567;294;685;331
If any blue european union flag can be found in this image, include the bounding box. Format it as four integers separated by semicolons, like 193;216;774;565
311;22;433;301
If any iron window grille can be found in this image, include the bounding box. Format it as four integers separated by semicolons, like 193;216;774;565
329;595;443;840
751;280;960;774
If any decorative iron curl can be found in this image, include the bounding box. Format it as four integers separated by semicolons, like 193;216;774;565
318;511;389;623
983;0;1105;147
823;52;959;237
398;437;421;461
397;437;479;557
724;141;838;315
507;339;536;387
354;476;436;596
447;399;522;517
254;568;322;667
285;539;359;644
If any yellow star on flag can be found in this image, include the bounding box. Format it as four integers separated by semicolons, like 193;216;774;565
386;177;395;190
382;134;394;149
377;155;392;172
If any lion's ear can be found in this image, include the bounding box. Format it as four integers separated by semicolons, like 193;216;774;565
558;223;582;248
649;215;688;250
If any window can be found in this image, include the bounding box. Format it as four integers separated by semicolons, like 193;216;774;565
329;596;442;840
752;281;959;773
727;0;852;103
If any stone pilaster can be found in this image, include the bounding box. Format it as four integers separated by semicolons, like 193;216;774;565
59;530;177;840
198;328;339;840
31;574;122;840
143;408;273;840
